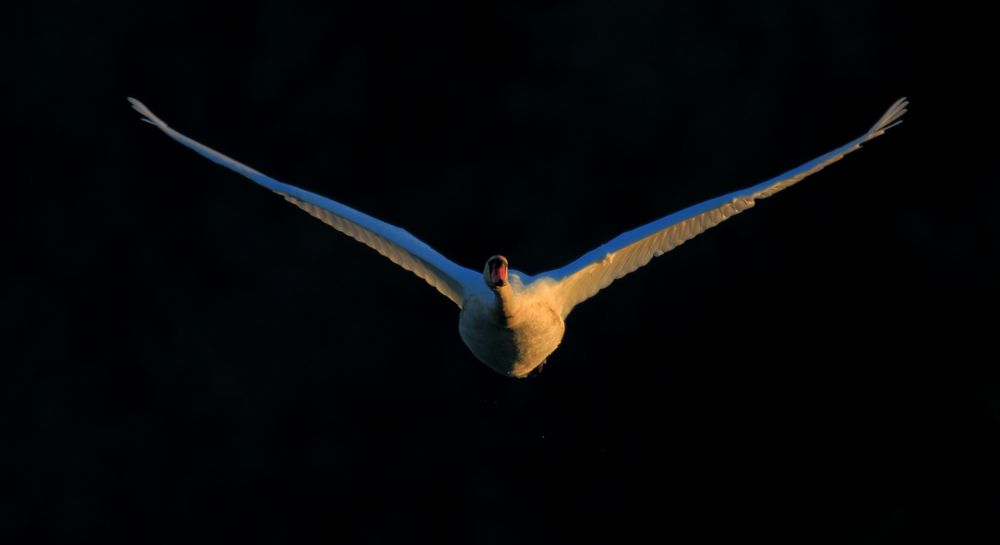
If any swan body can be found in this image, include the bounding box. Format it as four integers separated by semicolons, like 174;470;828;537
129;97;907;378
459;266;566;377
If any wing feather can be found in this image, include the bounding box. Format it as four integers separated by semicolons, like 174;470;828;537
536;98;907;317
129;98;480;307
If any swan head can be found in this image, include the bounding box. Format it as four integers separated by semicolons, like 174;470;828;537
483;255;509;290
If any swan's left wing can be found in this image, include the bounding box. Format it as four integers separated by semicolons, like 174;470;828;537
129;98;481;307
536;98;907;318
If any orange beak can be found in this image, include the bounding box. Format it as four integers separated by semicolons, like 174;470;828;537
489;259;508;286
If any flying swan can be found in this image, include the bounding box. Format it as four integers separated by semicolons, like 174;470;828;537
129;97;907;377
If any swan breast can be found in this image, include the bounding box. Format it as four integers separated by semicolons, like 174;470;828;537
458;295;565;377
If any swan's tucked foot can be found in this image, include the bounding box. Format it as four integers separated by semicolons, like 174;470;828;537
526;360;546;377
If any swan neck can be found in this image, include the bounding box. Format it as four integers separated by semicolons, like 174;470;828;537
492;284;517;318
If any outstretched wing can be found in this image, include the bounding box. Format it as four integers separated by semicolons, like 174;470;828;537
536;98;908;318
129;98;481;307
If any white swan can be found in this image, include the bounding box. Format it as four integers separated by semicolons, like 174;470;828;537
129;97;906;377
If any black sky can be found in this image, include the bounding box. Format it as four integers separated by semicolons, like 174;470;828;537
3;0;997;543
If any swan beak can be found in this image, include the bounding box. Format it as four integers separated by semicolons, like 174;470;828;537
489;258;508;287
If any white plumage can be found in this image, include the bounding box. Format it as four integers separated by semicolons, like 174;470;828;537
130;97;906;377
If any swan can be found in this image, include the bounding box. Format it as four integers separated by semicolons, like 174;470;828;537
129;97;906;377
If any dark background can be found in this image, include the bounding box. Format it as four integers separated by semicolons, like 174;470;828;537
3;0;997;543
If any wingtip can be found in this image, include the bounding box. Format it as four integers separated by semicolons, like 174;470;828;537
127;97;168;128
868;97;908;137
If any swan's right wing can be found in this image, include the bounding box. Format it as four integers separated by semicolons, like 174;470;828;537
129;98;481;307
535;98;907;318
